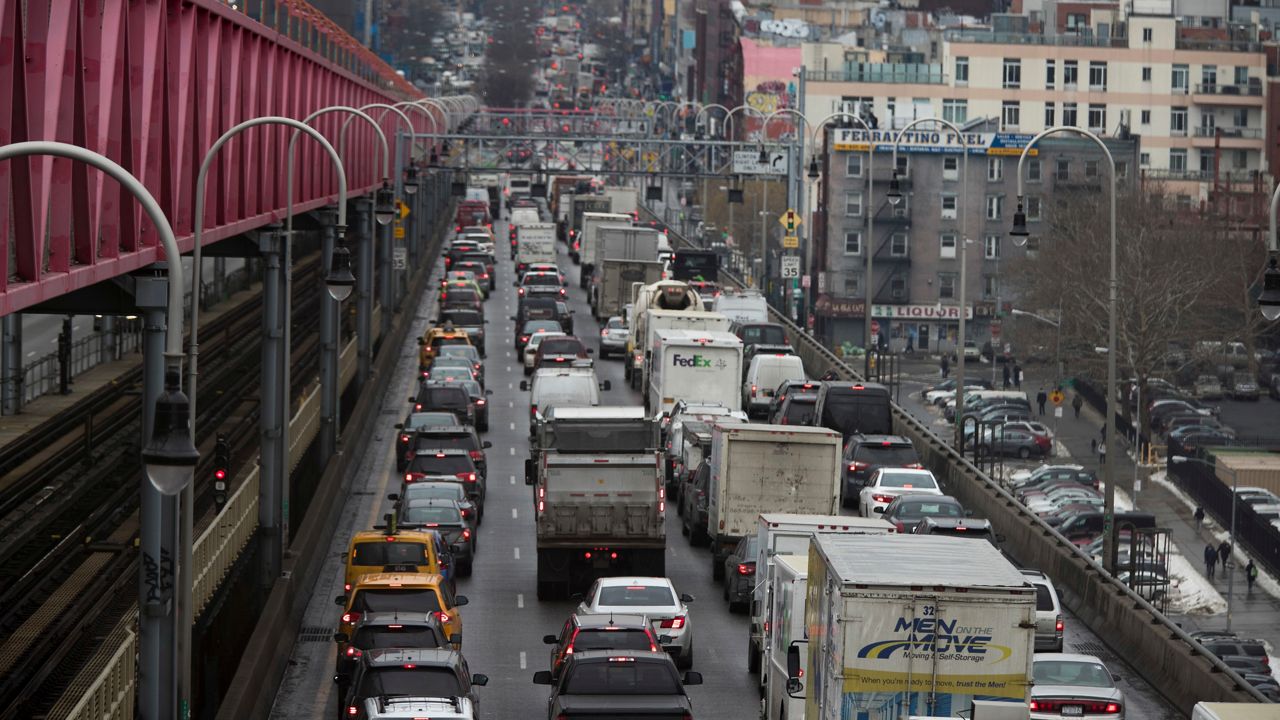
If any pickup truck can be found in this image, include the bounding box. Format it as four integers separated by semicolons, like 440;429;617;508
533;650;702;720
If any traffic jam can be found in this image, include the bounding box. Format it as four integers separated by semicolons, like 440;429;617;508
302;172;1180;720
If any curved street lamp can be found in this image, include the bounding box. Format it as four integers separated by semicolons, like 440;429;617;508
1011;125;1119;572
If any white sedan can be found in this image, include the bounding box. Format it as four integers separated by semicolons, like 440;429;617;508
859;468;943;517
1030;654;1125;720
576;576;695;669
522;330;565;372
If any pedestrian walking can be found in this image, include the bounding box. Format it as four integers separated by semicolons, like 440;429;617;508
1072;393;1084;419
1193;506;1205;527
1098;441;1106;467
1036;388;1048;415
1013;363;1023;389
1246;560;1258;592
1204;543;1218;580
1002;364;1011;389
941;354;950;379
1218;540;1231;569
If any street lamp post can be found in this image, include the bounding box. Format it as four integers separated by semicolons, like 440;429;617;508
1171;455;1238;631
1012;125;1119;572
0;141;194;720
888;119;971;440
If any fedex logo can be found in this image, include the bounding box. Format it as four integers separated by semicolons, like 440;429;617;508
672;353;712;368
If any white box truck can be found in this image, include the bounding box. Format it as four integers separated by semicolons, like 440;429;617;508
647;329;742;417
578;212;632;289
705;424;842;579
793;534;1037;720
631;308;730;392
765;554;809;720
748;514;894;678
515;222;556;274
603;185;639;218
591;224;661;314
596;260;663;321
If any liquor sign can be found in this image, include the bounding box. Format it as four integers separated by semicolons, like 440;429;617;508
871;303;973;320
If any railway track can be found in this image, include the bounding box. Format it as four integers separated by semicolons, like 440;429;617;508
0;253;327;716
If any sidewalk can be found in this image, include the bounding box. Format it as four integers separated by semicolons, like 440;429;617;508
899;356;1280;654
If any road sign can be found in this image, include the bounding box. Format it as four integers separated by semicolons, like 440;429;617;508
779;209;801;232
1049;389;1065;406
782;235;799;249
393;224;406;239
393;247;407;270
397;200;410;219
732;149;788;175
991;322;1001;338
801;275;810;289
780;256;800;278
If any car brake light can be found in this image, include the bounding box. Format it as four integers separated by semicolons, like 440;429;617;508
520;335;530;343
751;384;757;395
458;472;477;483
462;528;472;540
851;461;869;471
400;434;410;443
477;399;486;406
469;450;484;461
347;706;358;716
659;616;686;629
737;563;755;576
907;463;924;469
872;493;895;503
1055;617;1064;632
341;612;360;624
345;646;361;658
436;611;451;623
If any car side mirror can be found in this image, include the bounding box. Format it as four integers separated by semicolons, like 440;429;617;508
570;592;585;602
520;380;529;391
483;441;493;449
333;632;349;643
679;593;694;603
472;673;489;687
787;643;802;680
334;595;347;606
532;670;553;685
485;389;494;395
586;348;595;355
514;282;521;287
454;595;469;607
417;338;425;345
543;634;559;644
510;315;518;321
394;423;404;429
873;507;885;513
387;493;400;502
601;380;612;391
965;509;974;517
683;671;704;686
525;458;536;485
409;395;417;402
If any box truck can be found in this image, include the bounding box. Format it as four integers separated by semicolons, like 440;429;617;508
515;222;556;274
577;212;632;289
792;534;1037;720
568;195;612;262
647;329;742;417
765;554;809;720
596;260;663;321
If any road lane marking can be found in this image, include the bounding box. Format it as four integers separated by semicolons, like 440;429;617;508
507;365;513;372
508;382;513;389
509;422;515;430
508;401;514;408
514;547;521;560
509;447;515;455
512;507;518;519
520;651;527;669
510;475;516;485
517;594;525;609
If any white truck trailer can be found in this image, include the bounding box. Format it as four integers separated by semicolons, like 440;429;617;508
791;534;1037;720
515;222;556;274
647;329;742;417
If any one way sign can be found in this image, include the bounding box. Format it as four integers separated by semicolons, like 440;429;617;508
732;150;788;175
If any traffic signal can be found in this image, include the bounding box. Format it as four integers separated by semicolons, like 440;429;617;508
213;433;230;511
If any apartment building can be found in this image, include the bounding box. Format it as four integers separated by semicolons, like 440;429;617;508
801;14;1268;197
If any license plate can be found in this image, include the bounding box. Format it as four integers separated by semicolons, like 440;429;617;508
1062;706;1084;716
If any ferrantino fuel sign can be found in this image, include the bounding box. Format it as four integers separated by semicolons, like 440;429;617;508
872;304;974;320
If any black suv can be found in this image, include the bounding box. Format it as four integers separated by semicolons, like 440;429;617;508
532;650;701;720
333;612;454;689
840;434;923;509
1192;631;1271;671
411;384;475;428
341;648;487;720
403;449;486;516
408;425;492;480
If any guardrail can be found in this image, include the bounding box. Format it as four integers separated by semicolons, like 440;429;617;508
21;329;142;405
57;618;135;720
642;202;1270;713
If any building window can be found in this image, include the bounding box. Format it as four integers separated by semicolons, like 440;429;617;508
986;195;1003;220
1116;161;1128;179
1169;149;1187;173
1085;160;1099;178
940;233;958;259
1234;149;1248;170
890;277;906;300
1233;107;1248;128
891;193;910;217
1066;13;1086;30
1063;60;1078;87
943;156;959;181
982;274;999;300
1170;107;1187;136
1003;58;1021;88
1055;158;1070;180
1202;65;1217;89
1139;152;1150;166
1026;195;1042;221
942;99;968;124
1088;62;1108;90
938;273;957;299
988;157;1003;182
890;233;909;257
845;192;863;217
847;273;861;295
846;154;863;177
894;155;910;177
1001;101;1020;130
1062;102;1078;126
1045;60;1056;89
1142;66;1152;82
1044;102;1055;127
984;234;1001;260
941;194;958;219
1199;152;1212;174
844;231;862;255
1140;109;1151;125
1234;66;1249;85
1201;111;1215;133
1172;64;1189;92
1142;27;1153;42
955;56;969;84
1087;104;1106;132
1027;159;1042;182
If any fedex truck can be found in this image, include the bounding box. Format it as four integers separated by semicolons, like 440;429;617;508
647;329;742;417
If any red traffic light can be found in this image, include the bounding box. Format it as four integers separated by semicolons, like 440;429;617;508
214;468;227;480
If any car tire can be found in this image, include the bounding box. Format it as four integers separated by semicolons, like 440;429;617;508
747;636;761;673
459;560;473;578
712;552;725;581
677;647;693;670
723;581;730;601
1018;447;1031;459
480;421;489;432
681;514;690;537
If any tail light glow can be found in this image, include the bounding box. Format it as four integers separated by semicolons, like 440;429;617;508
341;611;361;624
659;616;686;629
872;493;895;503
737;563;755;576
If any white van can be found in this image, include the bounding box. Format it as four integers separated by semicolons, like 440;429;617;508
712;291;769;323
742;354;805;417
521;366;608;428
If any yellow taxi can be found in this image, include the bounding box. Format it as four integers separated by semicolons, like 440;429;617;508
419;326;473;371
440;276;486;300
342;528;454;593
335;573;467;645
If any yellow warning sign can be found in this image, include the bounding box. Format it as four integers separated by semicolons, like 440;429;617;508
779;209;801;231
394;224;406;239
782;235;799;248
1049;389;1065;406
397;200;410;219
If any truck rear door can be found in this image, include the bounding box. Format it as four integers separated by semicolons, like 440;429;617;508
543;457;660;538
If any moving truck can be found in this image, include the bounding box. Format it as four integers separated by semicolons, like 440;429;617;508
577;212;632;289
625;281;708;387
515;222;556;274
793;534;1037;720
764;554;809;720
704;424;842;579
603;185;639;219
647;329;742;417
596;260;663;321
632;308;729;392
749;514;894;679
591;224;661;313
568;195;612;262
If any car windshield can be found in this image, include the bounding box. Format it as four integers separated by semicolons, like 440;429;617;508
821;386;889;436
419;388;469;409
523;274;559;286
782;396;816;424
523;321;562;334
607;317;626;329
540;338;583;355
597;585;677;607
351;542;427;566
430;336;469;350
412;432;475;451
437;346;480;362
1033;660;1114;688
358;667;461;698
351;589;442;614
444;289;480;303
563;661;680;695
898;499;962;519
740;325;787;345
852;444;919;465
407;413;458;430
401;505;463;525
407;455;473;475
403;484;466;502
353;626;444;650
528;334;562;351
442;311;483;325
879;472;936;490
572;629;654;652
